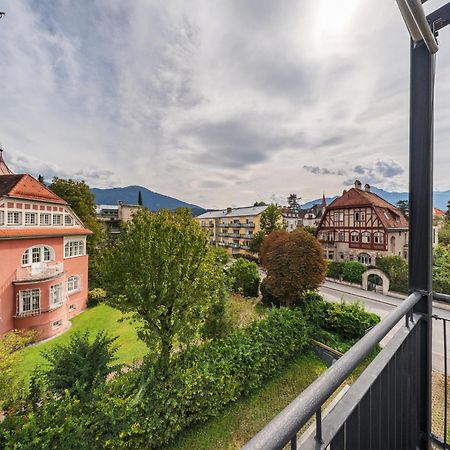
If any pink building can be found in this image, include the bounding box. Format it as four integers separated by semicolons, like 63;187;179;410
0;150;91;340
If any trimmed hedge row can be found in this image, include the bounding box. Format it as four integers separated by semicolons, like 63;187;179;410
2;308;310;449
300;292;380;341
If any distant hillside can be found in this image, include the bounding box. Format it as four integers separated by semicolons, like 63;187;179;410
302;186;450;211
91;185;206;216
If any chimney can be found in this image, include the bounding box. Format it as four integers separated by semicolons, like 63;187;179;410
364;183;371;192
226;207;232;214
354;180;362;190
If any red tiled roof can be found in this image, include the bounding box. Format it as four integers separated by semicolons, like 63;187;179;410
0;175;23;196
0;227;92;239
3;174;67;204
323;188;408;229
434;208;446;217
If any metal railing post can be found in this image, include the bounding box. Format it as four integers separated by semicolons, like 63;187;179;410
409;37;435;450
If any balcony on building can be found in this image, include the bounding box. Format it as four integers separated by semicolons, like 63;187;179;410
15;262;65;283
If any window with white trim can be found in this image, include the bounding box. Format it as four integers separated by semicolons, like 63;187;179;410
373;232;384;244
25;212;38;225
64;215;74;226
7;211;22;225
64;241;85;258
19;289;40;314
355;211;366;222
361;232;371;244
351;232;359;242
0;211;4;225
50;284;63;308
40;213;51;225
67;275;80;294
21;246;53;266
334;211;344;222
52;320;62;329
53;214;63;226
69;304;76;311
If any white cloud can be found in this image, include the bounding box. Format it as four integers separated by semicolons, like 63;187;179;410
1;0;450;209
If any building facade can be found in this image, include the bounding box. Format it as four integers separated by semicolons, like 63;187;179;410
96;201;141;236
317;181;409;265
0;151;91;340
195;205;269;256
281;208;302;232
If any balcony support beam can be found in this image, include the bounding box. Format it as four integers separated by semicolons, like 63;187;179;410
409;37;435;450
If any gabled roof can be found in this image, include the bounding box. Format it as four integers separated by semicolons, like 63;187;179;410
320;187;408;230
434;208;446;217
0;174;66;204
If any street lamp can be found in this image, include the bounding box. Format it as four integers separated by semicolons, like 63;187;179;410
395;1;450;448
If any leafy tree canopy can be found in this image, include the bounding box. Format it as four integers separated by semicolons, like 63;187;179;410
100;208;224;375
260;229;326;307
260;204;283;235
253;201;267;206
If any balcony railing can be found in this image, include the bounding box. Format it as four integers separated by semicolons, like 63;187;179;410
15;262;64;282
242;291;434;450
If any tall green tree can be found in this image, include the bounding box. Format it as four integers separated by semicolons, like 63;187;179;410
260;204;283;234
138;190;143;206
396;200;409;218
49;178;103;252
100;208;224;375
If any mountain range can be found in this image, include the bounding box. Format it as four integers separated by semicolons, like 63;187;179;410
302;186;450;211
91;185;206;216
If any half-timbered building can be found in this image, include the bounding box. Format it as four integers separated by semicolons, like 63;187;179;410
316;180;409;265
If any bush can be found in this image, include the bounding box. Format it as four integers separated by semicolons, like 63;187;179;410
227;258;260;297
433;245;450;295
40;331;119;400
342;261;366;284
2;309;310;449
260;278;280;308
326;261;345;279
300;292;380;341
87;288;107;307
375;256;408;293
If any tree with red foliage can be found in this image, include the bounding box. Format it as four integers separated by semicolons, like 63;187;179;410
260;229;326;307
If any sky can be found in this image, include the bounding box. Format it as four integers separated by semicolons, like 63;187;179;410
1;0;450;209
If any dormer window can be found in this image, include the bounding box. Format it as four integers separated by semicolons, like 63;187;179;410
7;211;22;225
64;215;74;226
25;212;38;226
53;214;63;226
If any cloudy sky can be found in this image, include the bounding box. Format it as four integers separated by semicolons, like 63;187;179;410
1;0;450;208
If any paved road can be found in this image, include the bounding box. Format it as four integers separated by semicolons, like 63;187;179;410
318;280;450;373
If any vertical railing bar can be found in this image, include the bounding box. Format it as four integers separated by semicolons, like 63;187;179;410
315;408;323;444
290;434;297;450
444;319;448;450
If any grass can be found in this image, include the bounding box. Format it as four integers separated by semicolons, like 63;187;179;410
168;352;327;450
16;295;265;380
17;304;147;379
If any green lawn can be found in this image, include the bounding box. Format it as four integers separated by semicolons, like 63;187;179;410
17;304;147;379
168;353;327;450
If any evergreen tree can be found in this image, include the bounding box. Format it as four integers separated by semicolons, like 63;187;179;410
37;174;45;184
138;190;143;206
396;200;409;218
287;193;301;211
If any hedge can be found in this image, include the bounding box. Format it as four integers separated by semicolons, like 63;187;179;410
300;292;380;341
2;309;310;449
326;261;366;284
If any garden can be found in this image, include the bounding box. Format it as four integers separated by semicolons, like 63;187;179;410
0;211;380;449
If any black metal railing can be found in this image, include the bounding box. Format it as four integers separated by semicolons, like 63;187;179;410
242;291;427;450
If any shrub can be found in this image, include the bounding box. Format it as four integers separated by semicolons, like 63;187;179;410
87;288;107;307
342;261;366;284
260;278;280;308
2;309;310;450
300;292;380;341
433;245;450;295
375;256;408;293
326;261;345;279
40;331;119;400
227;258;260;297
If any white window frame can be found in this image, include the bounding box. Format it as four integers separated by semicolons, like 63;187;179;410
7;211;22;225
373;232;384;244
69;304;76;311
50;283;63;308
21;246;54;267
24;212;38;226
40;213;51;226
67;275;81;294
361;232;371;244
64;238;86;258
53;214;63;226
0;210;4;225
52;320;63;329
19;289;40;314
351;232;359;243
64;215;74;226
